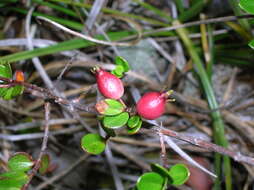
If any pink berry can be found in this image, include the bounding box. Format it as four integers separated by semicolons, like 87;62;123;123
136;92;167;120
95;68;124;99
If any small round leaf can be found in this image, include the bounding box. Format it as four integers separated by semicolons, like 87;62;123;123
103;112;129;129
39;154;50;175
127;115;140;129
0;63;12;78
114;56;130;72
0;88;8;97
8;152;34;172
95;99;125;116
0;178;24;190
248;39;254;49
0;171;28;185
81;133;106;155
3;88;14;100
113;65;125;76
137;172;165;190
239;0;254;14
11;85;24;97
104;99;125;115
111;70;123;78
168;164;190;186
127;120;142;135
151;163;172;181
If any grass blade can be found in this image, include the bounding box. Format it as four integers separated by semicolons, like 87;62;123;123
173;20;232;190
0;31;134;63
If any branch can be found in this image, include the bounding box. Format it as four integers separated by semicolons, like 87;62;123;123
0;76;97;114
22;102;51;190
159;127;254;166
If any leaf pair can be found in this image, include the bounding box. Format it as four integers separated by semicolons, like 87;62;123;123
96;99;143;134
111;56;130;78
96;99;130;130
136;163;190;190
127;115;142;134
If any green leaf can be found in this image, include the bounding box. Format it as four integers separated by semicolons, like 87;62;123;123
8;152;34;172
114;56;130;72
0;62;12;78
0;86;24;100
136;172;165;190
103;112;129;129
0;171;28;185
111;69;123;78
111;65;125;78
39;154;50;175
168;164;190;186
81;133;106;155
11;85;24;97
95;99;125;116
127;120;142;135
0;88;8;97
127;115;140;129
104;99;125;116
151;163;172;182
248;39;254;49
3;88;14;100
239;0;254;14
0;178;24;190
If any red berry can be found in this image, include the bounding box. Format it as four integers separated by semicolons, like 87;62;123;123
95;68;124;99
136;92;167;120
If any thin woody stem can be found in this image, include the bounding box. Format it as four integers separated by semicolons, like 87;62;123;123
0;76;97;114
158;131;169;168
158;127;254;166
22;102;51;190
1;75;254;167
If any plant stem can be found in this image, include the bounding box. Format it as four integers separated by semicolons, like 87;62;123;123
22;102;51;190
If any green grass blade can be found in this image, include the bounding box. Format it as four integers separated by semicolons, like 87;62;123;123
228;0;251;32
32;0;79;18
207;24;214;79
0;31;134;63
46;0;168;26
179;0;209;22
173;0;185;14
174;20;232;190
10;7;84;31
132;0;172;22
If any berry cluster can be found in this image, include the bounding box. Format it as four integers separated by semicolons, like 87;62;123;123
94;67;173;120
83;57;174;159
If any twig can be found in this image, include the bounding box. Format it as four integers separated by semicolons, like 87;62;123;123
158;131;168;168
22;102;51;190
25;7;55;90
105;144;124;190
143;14;254;36
0;100;43;118
84;0;105;31
0;126;83;141
37;16;142;46
55;54;77;87
0;76;97;114
159;127;254;166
